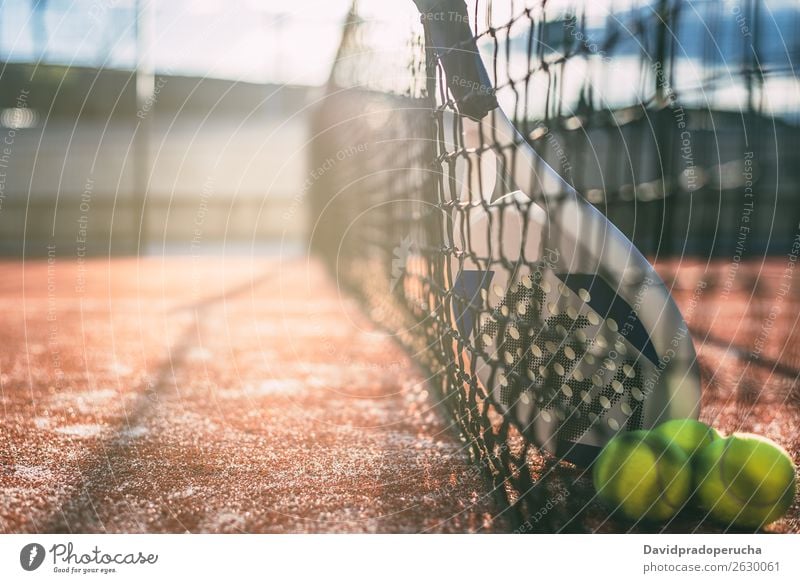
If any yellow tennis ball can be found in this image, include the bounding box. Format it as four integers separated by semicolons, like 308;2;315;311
593;430;692;522
694;433;796;529
651;419;720;459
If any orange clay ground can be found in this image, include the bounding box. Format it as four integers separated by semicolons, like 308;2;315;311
0;256;797;533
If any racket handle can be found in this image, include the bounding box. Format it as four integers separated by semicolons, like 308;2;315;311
413;0;497;120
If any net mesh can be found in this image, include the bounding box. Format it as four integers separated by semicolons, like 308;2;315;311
310;0;800;532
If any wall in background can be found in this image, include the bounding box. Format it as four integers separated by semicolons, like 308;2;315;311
0;63;316;256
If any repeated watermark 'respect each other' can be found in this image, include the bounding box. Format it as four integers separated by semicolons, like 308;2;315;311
284;142;369;221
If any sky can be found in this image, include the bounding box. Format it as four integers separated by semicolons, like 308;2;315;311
1;0;798;99
0;0;352;85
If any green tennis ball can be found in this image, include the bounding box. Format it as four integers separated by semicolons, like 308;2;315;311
694;433;797;529
593;430;692;522
651;419;720;459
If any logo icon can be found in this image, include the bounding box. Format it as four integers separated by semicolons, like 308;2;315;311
20;543;46;571
390;235;416;292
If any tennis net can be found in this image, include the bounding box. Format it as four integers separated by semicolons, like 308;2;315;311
309;0;800;531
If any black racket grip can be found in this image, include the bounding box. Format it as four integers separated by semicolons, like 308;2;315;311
413;0;497;120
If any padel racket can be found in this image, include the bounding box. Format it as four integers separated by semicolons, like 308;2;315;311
414;0;701;465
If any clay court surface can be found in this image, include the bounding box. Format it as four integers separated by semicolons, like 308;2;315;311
0;256;798;533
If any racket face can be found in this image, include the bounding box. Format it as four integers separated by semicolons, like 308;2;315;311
443;113;701;464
